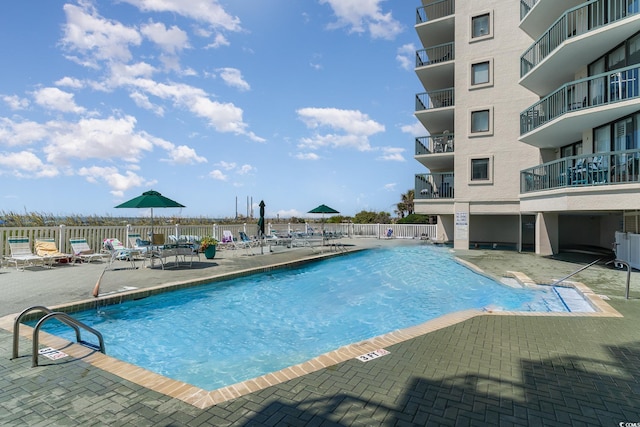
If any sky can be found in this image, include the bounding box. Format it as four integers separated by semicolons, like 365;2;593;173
0;0;424;220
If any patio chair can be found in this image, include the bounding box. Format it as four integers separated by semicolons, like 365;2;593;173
239;231;259;247
5;237;46;271
220;230;252;256
103;238;141;269
69;238;109;263
34;238;73;266
128;233;152;253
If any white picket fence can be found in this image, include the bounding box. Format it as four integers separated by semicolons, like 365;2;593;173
0;223;437;258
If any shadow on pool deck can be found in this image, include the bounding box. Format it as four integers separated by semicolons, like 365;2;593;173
1;239;640;425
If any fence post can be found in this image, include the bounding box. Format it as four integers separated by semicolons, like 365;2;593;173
59;225;66;252
175;223;180;239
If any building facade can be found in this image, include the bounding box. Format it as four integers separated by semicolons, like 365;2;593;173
413;0;640;255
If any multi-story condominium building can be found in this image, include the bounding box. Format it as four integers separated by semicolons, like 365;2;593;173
413;0;640;256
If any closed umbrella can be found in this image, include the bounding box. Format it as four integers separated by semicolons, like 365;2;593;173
258;200;266;237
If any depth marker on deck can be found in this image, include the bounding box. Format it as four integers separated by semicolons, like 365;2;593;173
38;347;68;360
356;348;390;362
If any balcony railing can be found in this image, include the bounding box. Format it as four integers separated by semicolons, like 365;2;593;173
416;88;455;111
416;0;455;24
521;0;640;77
520;0;539;21
416;43;455;67
520;64;640;135
415;134;455;155
415;173;455;199
520;148;640;193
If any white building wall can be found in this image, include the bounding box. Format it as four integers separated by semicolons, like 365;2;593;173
450;1;539;248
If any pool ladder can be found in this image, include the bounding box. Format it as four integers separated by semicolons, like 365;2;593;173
12;305;105;367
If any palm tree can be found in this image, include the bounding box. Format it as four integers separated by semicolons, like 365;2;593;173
396;190;415;218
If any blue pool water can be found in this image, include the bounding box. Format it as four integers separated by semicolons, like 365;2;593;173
36;244;587;390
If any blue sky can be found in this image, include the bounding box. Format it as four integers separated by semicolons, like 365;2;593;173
0;0;423;220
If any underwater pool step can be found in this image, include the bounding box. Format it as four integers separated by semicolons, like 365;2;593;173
553;286;595;312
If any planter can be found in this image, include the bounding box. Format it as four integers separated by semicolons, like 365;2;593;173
204;245;216;259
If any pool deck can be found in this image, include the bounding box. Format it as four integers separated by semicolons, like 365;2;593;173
2;238;640;426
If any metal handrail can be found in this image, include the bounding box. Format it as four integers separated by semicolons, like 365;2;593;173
32;312;105;367
12;305;81;360
11;305;105;366
550;257;603;286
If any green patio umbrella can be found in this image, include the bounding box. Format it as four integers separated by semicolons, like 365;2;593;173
308;204;339;236
115;190;185;235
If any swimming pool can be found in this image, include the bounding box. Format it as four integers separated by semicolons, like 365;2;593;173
36;244;591;390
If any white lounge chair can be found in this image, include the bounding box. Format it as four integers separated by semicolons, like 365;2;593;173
34;238;73;266
69;238;109;263
5;237;46;270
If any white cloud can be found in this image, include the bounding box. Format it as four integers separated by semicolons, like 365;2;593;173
320;0;403;40
401;120;426;137
121;0;242;31
33;87;86;114
378;147;405;162
0;118;48;146
55;76;85;89
123;77;264;142
396;43;415;71
61;3;142;66
140;21;189;54
209;169;228;181
237;164;254;174
0;151;59;178
383;183;396;191
296;107;384;151
78;166;151;197
163;145;207;165
204;33;230;49
217;68;250;91
2;95;30;110
129;91;165;116
294;152;320;160
216;160;236;170
44;116;154;165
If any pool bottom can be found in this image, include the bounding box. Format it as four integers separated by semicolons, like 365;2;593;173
2;270;621;409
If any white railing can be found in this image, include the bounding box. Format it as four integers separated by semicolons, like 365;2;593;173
0;223;438;258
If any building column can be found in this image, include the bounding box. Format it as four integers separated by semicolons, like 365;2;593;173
536;212;558;256
454;202;470;251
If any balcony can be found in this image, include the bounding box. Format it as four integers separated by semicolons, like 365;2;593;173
520;64;640;147
520;148;640;194
415;172;455;199
416;0;455;47
415;89;455;134
415;134;455;171
520;0;539;22
520;0;584;38
520;0;640;95
415;43;455;92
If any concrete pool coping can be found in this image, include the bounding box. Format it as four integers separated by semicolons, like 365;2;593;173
0;249;622;409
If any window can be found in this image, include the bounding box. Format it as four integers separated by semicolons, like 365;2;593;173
471;158;490;181
471;110;490;133
594;125;611;153
471;14;490;38
629;33;640;65
608;44;626;70
561;142;582;158
471;61;490;86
